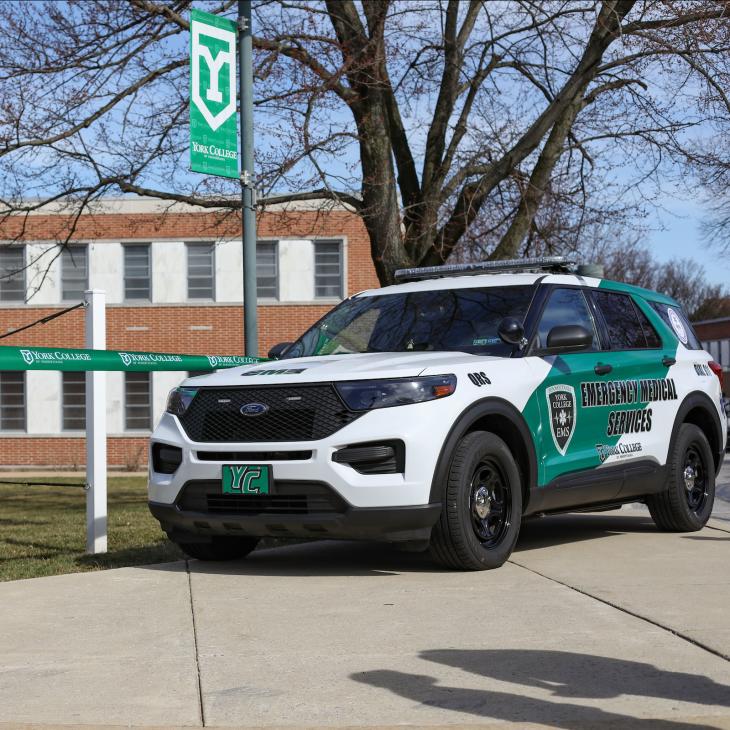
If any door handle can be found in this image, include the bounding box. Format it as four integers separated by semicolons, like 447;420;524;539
662;356;676;367
594;363;612;376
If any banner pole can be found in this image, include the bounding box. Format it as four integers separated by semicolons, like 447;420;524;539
84;289;107;554
238;0;258;357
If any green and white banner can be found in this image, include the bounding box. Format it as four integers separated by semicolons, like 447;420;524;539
190;9;239;179
0;346;263;372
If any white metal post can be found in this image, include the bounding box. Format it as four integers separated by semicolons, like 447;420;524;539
84;289;107;554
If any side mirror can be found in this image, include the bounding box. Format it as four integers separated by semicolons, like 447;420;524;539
498;317;525;346
268;342;293;360
546;325;592;350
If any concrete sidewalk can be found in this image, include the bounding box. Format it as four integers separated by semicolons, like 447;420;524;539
1;479;729;728
1;516;729;728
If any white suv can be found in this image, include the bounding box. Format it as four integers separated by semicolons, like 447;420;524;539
148;258;725;569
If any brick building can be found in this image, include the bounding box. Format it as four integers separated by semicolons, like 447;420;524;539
0;198;379;468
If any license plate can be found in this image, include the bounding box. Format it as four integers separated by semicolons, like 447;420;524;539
221;465;271;495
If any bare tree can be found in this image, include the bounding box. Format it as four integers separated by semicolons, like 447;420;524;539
600;237;728;319
0;0;728;286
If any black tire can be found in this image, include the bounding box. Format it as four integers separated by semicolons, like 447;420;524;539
175;535;260;561
647;423;715;531
429;430;522;570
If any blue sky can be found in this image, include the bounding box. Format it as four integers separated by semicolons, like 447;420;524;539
646;197;728;286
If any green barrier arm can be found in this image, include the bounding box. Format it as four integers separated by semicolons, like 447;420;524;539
0;345;266;372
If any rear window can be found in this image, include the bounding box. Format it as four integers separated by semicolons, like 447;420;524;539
648;301;702;350
593;291;659;350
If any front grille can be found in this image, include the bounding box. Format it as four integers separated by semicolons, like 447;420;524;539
177;480;348;515
178;384;362;442
196;450;312;461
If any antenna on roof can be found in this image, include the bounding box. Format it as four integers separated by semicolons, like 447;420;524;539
394;256;576;282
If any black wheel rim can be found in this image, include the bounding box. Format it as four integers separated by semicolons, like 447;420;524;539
682;444;708;513
469;458;512;548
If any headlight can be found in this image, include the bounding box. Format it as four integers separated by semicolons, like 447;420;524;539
335;375;456;411
166;387;198;416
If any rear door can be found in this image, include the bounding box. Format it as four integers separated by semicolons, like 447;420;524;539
587;289;670;469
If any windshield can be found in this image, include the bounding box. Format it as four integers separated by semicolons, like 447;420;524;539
286;285;534;358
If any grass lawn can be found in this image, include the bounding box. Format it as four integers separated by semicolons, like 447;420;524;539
0;476;183;582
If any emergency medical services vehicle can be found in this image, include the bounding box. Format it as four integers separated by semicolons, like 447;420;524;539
148;257;725;569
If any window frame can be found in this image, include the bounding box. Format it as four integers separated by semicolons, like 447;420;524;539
256;239;279;301
589;289;662;352
527;285;603;356
60;244;89;302
124;371;152;431
61;371;86;431
123;243;152;302
185;241;216;301
0;371;26;431
0;245;26;303
313;239;344;300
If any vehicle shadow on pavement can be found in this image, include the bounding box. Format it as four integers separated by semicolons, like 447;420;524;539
353;649;730;729
181;539;447;577
144;512;668;577
515;512;658;552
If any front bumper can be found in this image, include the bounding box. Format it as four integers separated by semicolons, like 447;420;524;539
149;495;441;543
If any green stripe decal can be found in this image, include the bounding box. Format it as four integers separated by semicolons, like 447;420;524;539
0;345;264;372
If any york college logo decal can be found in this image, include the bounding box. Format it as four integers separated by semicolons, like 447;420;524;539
191;19;236;131
546;384;576;456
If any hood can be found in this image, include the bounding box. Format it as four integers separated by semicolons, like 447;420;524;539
184;351;505;387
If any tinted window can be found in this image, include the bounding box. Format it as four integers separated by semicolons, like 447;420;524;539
634;304;661;348
593;291;649;350
648;301;702;350
288;286;534;357
535;288;598;350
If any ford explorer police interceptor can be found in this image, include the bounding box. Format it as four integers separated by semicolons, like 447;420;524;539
148;257;725;570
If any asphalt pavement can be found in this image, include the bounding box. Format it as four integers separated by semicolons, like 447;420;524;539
1;465;729;729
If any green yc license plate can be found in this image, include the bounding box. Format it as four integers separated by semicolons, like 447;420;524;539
221;465;271;495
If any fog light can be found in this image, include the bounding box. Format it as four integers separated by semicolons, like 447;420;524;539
151;443;183;474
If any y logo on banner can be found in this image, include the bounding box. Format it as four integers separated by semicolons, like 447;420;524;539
191;19;236;131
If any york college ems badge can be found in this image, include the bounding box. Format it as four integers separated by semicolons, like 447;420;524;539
189;9;239;179
546;384;576;455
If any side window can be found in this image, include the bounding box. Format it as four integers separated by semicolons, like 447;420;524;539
634;303;661;348
593;291;650;350
648;301;702;350
535;288;598;351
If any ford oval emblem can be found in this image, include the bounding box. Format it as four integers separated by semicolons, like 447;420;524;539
240;402;269;417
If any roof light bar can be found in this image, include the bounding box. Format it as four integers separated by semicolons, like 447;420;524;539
394;256;576;281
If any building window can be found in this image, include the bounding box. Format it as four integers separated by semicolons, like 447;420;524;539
256;241;278;299
0;372;25;430
187;243;215;300
125;372;151;430
61;246;88;302
62;372;86;430
314;241;343;298
124;244;151;301
0;246;25;302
